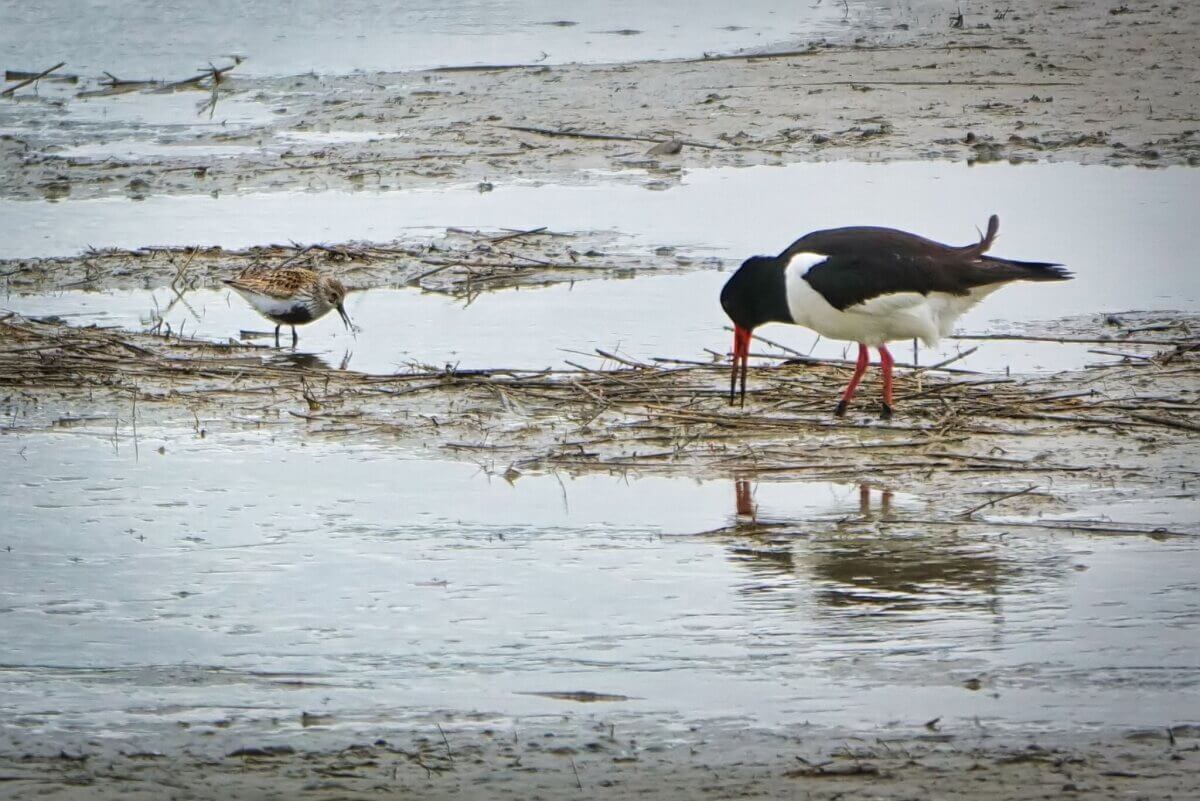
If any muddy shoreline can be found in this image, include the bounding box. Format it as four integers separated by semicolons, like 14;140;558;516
3;720;1197;801
4;0;1198;203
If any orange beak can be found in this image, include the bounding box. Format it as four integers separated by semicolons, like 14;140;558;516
729;325;752;406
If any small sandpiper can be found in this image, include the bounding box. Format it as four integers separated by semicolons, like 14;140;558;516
224;267;352;347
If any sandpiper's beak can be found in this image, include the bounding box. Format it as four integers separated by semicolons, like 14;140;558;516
337;302;356;339
729;325;752;406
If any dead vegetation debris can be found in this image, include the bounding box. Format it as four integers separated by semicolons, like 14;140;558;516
0;229;718;297
2;313;1196;516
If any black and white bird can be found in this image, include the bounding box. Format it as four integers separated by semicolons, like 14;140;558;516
720;215;1070;417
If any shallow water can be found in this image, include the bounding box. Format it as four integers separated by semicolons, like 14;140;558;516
1;434;1197;752
4;163;1197;326
3;162;1196;375
0;0;913;79
3;158;1199;753
0;275;1169;376
0;90;278;154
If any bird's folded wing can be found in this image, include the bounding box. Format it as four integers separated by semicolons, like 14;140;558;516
224;268;317;299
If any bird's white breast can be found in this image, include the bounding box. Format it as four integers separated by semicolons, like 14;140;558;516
782;252;997;346
231;286;312;319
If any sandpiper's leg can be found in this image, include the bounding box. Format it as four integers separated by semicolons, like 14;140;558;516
878;345;894;419
274;325;281;348
291;326;298;347
834;344;870;417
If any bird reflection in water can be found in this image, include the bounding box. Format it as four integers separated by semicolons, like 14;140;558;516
727;479;1010;616
735;477;757;520
266;349;354;371
727;477;799;588
731;478;894;523
858;483;892;520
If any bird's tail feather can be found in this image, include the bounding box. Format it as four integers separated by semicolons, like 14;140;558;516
980;255;1072;281
957;214;1000;256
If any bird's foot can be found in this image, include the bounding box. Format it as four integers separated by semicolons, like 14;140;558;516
834;400;848;418
879;403;893;421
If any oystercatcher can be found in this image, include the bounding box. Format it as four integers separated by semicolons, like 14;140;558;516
224;267;353;347
720;215;1069;417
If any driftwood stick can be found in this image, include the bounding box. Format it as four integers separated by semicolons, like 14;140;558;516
914;346;979;374
498;124;722;150
160;61;240;90
2;61;66;96
1128;411;1200;433
799;79;1082;87
723;327;981;375
99;71;156;88
706;79;1082;90
236;151;526;175
952;333;1192;346
489;226;548;243
958;485;1040;517
6;68;76;83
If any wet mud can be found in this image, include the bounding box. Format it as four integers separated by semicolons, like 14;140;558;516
3;723;1198;801
2;1;1198;203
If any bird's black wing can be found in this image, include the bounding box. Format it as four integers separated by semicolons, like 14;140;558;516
800;251;961;310
780;217;1062;310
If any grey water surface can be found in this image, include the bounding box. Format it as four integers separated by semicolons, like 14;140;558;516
2;161;1199;753
3;163;1197;374
2;434;1198;755
0;0;917;78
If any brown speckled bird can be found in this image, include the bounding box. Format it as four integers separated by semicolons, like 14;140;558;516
224;267;352;347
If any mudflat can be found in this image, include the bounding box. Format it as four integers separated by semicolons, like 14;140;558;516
3;0;1197;203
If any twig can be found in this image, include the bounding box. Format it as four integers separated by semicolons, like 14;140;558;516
159;61;239;91
884;518;1192;538
243;151;527;175
798;79;1081;87
497;124;721;150
2;61;66;96
130;388;139;462
958;485;1038;517
436;723;453;763
489;226;548;243
1087;348;1155;361
1128;412;1200;433
952;333;1193;346
6;68;76;84
594;349;649;368
914;346;979;374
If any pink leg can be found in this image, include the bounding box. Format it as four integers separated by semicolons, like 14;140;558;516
735;478;755;519
834;344;870;416
729;326;753;406
878;345;894;419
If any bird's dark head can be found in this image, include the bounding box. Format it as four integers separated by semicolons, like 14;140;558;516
720;255;792;406
720;255;792;331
